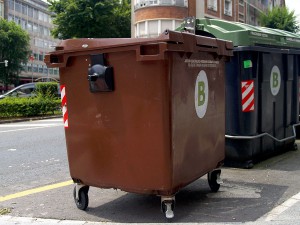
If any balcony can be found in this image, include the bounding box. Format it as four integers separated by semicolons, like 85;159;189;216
246;0;267;12
134;0;188;10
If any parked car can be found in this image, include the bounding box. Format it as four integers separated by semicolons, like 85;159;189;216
0;82;60;99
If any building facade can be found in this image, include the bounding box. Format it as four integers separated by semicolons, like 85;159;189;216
132;0;285;38
2;0;59;84
0;1;4;18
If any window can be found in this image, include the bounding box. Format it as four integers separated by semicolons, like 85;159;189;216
33;23;38;33
43;66;48;74
161;20;173;32
44;40;49;48
136;19;182;38
9;0;14;10
21;19;27;30
0;2;4;18
27;21;33;32
33;9;38;19
15;1;22;13
8;14;13;22
38;65;43;73
38;11;44;21
224;0;232;16
33;64;38;73
22;4;27;15
175;0;184;7
148;20;158;37
28;6;33;18
39;25;44;36
135;0;188;9
35;38;44;48
207;0;217;11
161;0;172;4
54;69;59;75
27;63;32;72
138;21;147;38
175;20;182;30
44;14;48;23
14;16;21;25
39;53;44;61
34;52;38;60
44;28;50;36
148;0;158;6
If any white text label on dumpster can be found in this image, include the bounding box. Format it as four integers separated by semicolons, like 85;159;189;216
270;65;281;96
185;59;219;68
195;70;209;118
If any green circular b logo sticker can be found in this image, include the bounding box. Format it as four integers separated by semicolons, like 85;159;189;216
195;70;209;118
270;65;281;96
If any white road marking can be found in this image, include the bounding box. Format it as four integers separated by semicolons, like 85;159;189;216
0;124;61;133
0;124;61;127
264;192;300;221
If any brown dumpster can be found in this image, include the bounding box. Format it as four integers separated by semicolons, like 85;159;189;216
45;30;233;219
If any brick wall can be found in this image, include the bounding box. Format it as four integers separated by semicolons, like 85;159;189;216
135;6;188;22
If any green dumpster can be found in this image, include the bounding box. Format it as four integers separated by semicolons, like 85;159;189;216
179;18;300;168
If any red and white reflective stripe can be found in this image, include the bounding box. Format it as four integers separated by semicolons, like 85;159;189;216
241;80;254;112
60;85;69;128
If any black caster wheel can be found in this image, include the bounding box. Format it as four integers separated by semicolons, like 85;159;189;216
161;199;175;219
293;143;298;151
207;169;222;192
73;185;89;210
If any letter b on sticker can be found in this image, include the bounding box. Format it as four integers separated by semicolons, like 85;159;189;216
272;72;279;88
195;70;209;118
198;81;205;106
270;66;281;96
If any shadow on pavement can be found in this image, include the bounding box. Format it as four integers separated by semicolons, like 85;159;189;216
85;178;287;223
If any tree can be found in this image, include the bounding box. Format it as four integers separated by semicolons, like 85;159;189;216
47;0;131;39
0;19;31;89
259;6;299;33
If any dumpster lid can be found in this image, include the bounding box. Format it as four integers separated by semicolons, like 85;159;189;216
49;30;232;53
45;30;233;68
178;18;300;48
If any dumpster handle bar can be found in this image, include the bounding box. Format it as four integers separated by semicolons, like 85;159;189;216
225;123;300;143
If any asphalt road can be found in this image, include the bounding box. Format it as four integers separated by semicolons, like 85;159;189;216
0;118;300;224
0;119;69;197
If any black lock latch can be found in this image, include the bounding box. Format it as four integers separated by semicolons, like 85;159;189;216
88;54;114;92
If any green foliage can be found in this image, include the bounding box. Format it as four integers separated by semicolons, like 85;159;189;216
47;0;131;39
259;7;299;33
0;19;31;87
0;97;61;118
35;82;59;99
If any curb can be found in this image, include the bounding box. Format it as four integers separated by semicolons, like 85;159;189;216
0;115;62;124
0;215;248;225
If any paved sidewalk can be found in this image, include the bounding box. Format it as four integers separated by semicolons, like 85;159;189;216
1;198;300;225
1;204;300;225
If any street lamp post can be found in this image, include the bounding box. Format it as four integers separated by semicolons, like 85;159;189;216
29;55;34;83
0;60;8;67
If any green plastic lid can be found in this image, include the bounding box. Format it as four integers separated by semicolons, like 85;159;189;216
178;18;300;48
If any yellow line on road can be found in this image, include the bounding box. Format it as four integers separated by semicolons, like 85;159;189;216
0;180;73;202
